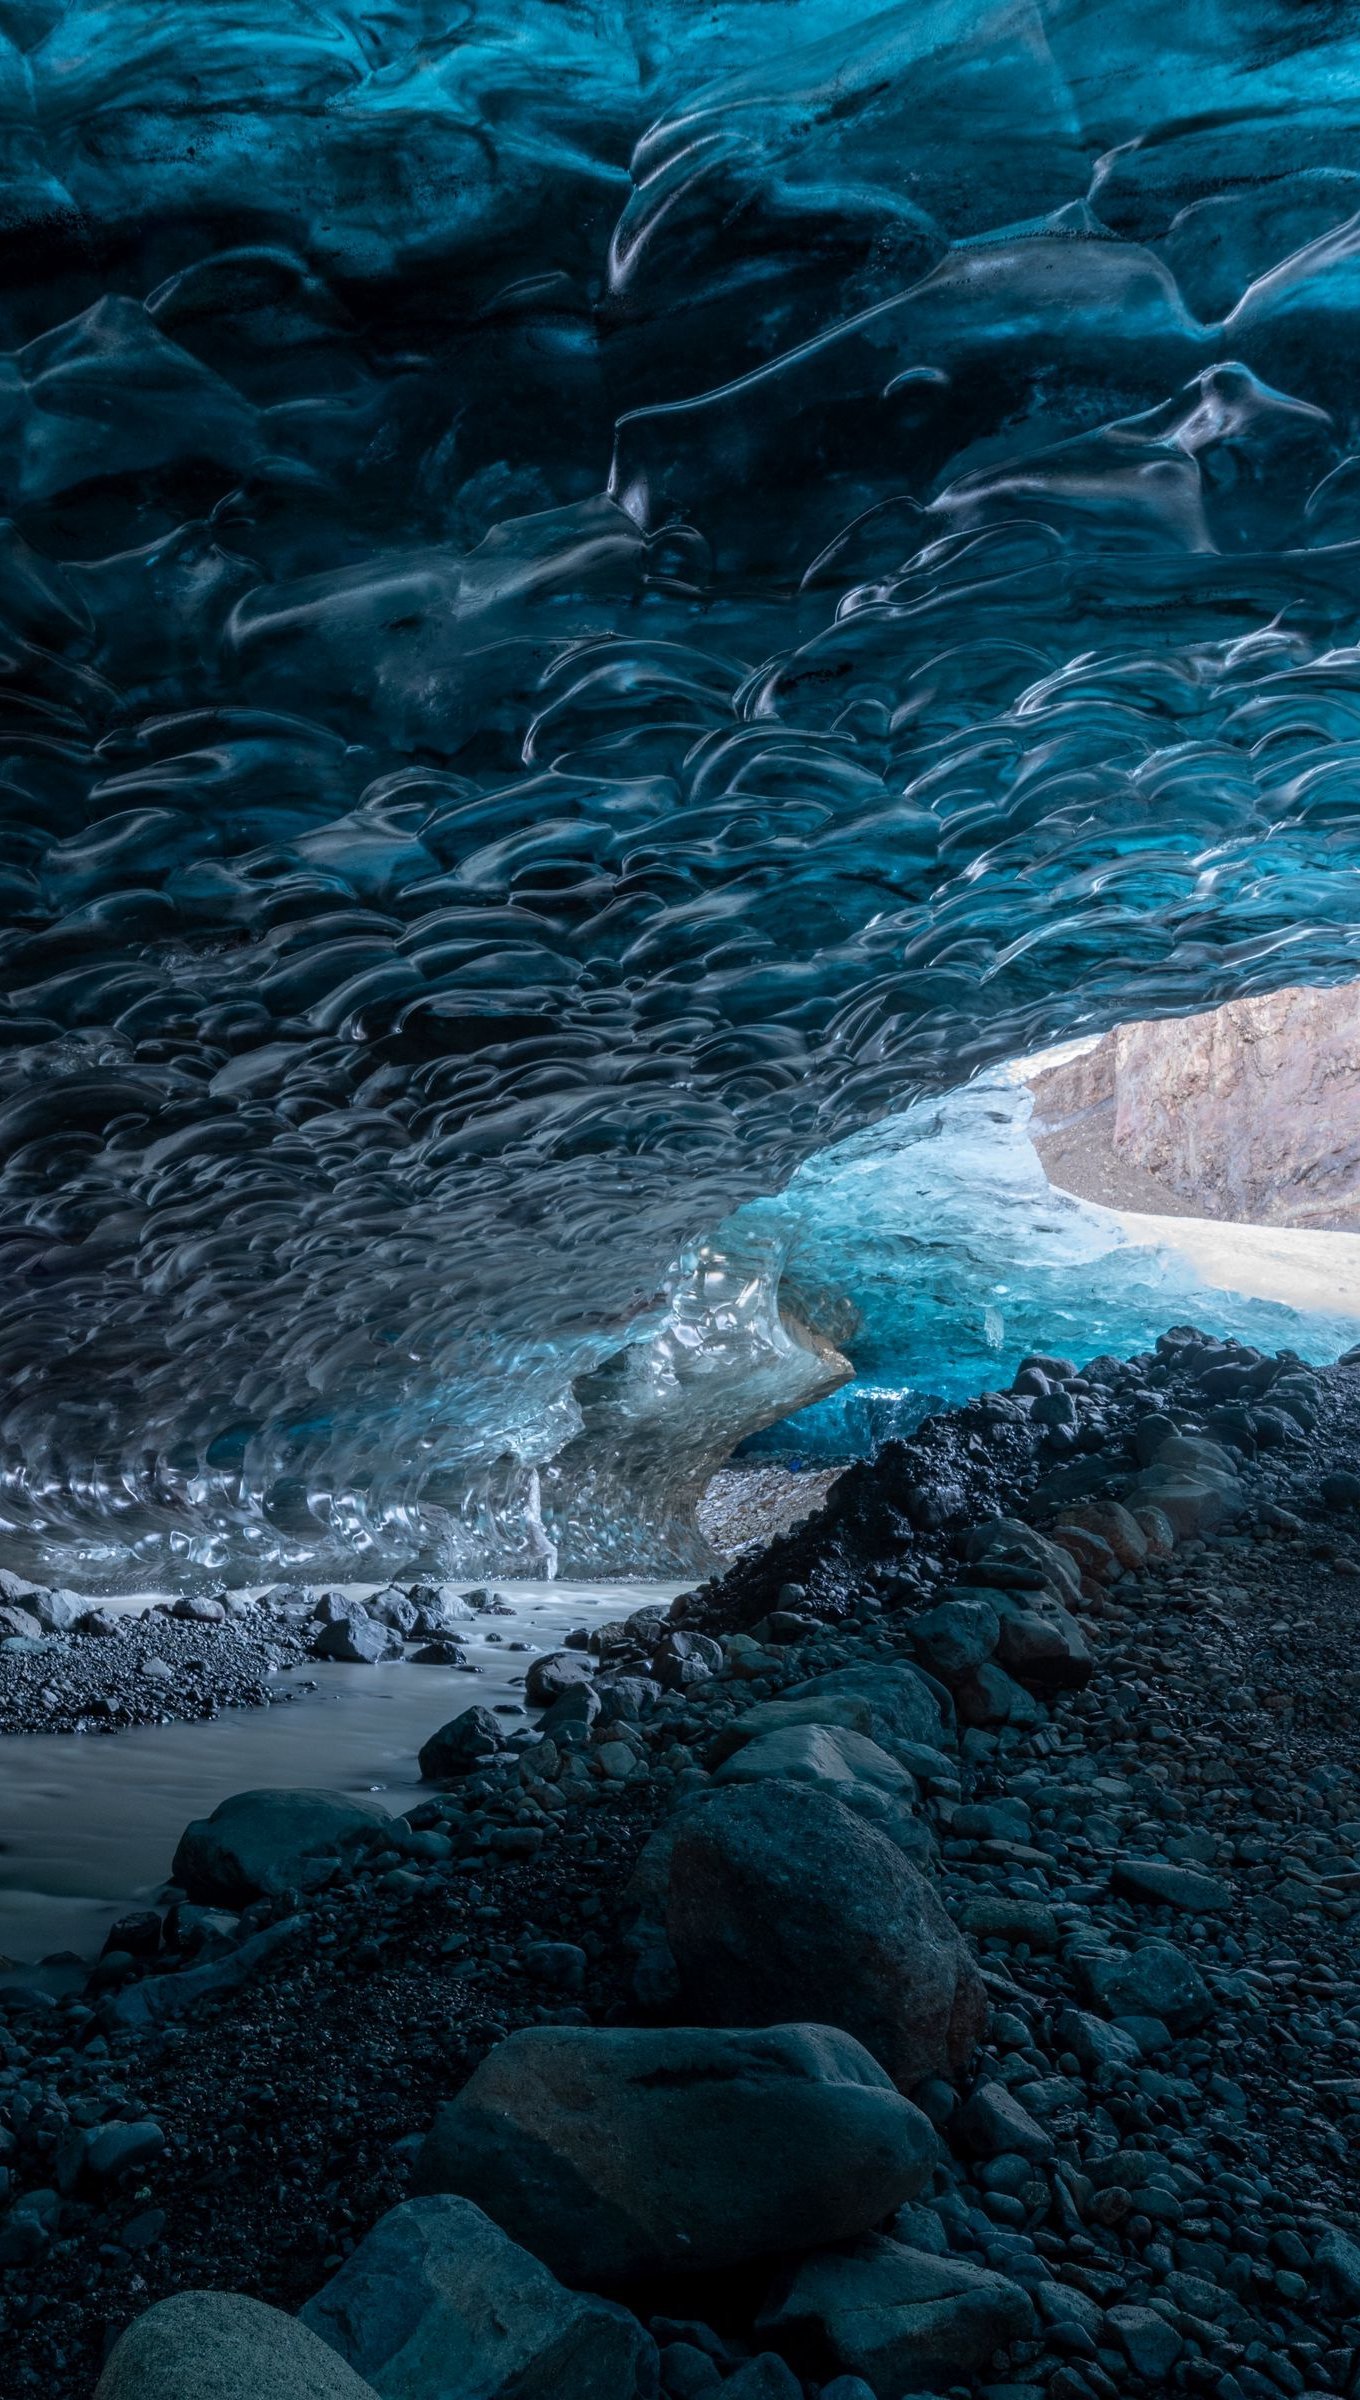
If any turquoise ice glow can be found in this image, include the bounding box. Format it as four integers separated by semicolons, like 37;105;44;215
728;1072;1360;1464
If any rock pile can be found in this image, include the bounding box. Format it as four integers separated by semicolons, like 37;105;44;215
4;1326;1360;2400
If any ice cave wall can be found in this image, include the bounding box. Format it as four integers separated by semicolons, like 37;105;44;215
2;0;1360;1577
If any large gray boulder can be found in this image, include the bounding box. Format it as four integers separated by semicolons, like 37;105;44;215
759;2235;1037;2396
310;1591;368;1626
707;1692;876;1763
172;1788;390;1906
524;1650;595;1707
96;2290;381;2400
651;1781;986;2089
300;2196;657;2400
411;1589;475;1637
366;1588;420;1635
784;1662;955;1753
26;1586;81;1634
414;2022;936;2283
313;1615;402;1664
713;1723;916;1802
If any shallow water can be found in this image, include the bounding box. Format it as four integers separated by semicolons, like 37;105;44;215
0;1579;682;1966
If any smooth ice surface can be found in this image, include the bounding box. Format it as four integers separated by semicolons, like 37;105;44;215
4;2;1360;1575
731;1071;1360;1460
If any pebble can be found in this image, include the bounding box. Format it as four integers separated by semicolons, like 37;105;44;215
6;1325;1360;2400
0;1608;310;1735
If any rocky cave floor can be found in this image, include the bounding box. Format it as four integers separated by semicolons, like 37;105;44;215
0;1465;839;1741
5;1331;1360;2398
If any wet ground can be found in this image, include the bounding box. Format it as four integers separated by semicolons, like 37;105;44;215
0;1578;683;1965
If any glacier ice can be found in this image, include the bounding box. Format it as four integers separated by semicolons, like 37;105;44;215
727;1070;1360;1468
2;1;1360;1576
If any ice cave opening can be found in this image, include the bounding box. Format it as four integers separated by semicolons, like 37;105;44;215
3;1;1360;1586
726;985;1360;1496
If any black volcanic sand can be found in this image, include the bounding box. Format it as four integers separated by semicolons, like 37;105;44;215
4;1330;1360;2398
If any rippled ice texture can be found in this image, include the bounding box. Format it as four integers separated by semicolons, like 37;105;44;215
5;0;1360;1581
730;1071;1360;1462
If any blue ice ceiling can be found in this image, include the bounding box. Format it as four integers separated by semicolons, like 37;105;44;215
3;0;1360;1579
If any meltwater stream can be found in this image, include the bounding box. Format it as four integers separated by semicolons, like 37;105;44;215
0;1580;682;1965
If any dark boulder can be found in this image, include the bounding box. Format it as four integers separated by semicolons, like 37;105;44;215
172;1788;389;1906
418;1705;505;1779
991;1595;1093;1693
651;1781;986;2089
653;1629;723;1690
300;2196;658;2400
366;1587;420;1635
759;2234;1036;2394
524;1650;596;1707
414;2022;937;2283
313;1614;401;1664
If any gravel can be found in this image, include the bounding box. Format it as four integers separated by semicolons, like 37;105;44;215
4;1327;1360;2400
697;1465;848;1558
0;1610;309;1736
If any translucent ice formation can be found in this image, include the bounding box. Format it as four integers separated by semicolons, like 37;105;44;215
3;1;1360;1577
730;1071;1360;1466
